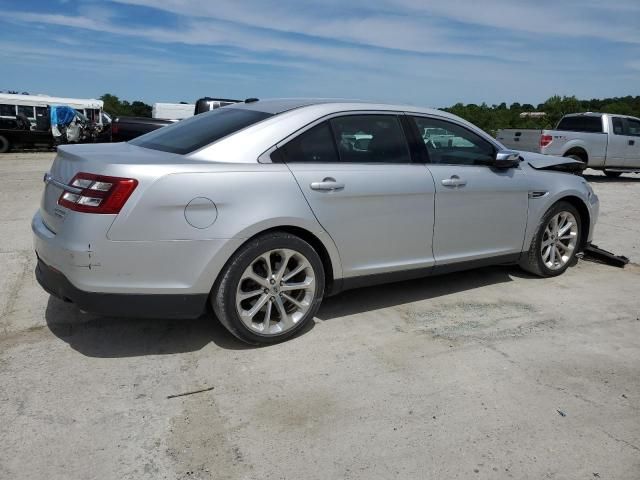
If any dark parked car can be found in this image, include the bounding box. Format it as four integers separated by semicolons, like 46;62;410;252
110;116;174;142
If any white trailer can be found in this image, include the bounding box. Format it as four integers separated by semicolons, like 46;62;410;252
152;103;195;120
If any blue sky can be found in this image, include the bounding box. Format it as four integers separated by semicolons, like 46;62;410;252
1;0;638;107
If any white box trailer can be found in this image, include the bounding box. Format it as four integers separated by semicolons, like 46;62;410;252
152;103;195;120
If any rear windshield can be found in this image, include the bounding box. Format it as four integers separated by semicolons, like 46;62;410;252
556;116;603;133
130;107;272;154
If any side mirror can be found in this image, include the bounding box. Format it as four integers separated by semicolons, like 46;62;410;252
494;149;520;168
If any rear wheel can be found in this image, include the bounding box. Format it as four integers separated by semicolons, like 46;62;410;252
0;135;10;153
565;154;586;175
604;170;622;178
211;232;325;345
520;201;581;277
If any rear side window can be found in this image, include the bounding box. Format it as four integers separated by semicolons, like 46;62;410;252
280;114;411;164
330;115;411;163
556;116;603;133
130;107;272;154
280;122;339;163
612;117;625;135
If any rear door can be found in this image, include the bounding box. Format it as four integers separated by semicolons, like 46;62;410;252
278;113;436;279
623;118;640;168
606;116;629;168
409;115;529;266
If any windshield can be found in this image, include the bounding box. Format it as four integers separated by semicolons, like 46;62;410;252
130;107;273;154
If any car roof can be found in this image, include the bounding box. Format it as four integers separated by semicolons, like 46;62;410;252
229;98;447;117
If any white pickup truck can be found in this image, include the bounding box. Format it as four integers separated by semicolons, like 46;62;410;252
496;113;640;177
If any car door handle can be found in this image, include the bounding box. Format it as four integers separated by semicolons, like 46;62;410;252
310;178;345;192
629;139;635;146
441;175;467;187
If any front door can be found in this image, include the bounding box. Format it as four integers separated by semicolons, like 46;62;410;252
409;115;529;265
279;114;436;278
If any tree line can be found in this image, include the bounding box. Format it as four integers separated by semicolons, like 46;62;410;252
443;95;640;136
99;93;640;134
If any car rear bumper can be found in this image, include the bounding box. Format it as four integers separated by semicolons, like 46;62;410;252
35;256;207;318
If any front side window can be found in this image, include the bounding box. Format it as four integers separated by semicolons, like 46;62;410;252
612;117;625;135
412;116;495;166
17;105;35;118
0;104;16;116
626;118;640;137
131;107;272;154
330;115;411;163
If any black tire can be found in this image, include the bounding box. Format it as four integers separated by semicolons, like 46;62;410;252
211;231;325;345
0;135;10;154
520;201;582;277
565;154;586;175
604;170;622;178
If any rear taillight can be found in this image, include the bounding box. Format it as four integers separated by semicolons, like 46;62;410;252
540;134;553;148
111;123;119;135
58;172;138;214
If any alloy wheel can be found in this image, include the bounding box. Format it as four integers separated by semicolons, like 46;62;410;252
541;211;579;270
235;249;316;335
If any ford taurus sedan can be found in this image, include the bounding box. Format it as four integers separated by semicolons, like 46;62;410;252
33;99;599;344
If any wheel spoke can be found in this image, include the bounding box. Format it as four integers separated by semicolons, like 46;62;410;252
556;242;569;252
263;300;272;331
555;246;563;262
282;259;309;282
237;289;263;301
542;237;554;247
542;245;552;261
260;253;273;278
281;292;305;310
246;270;269;288
281;278;313;292
558;222;573;237
242;293;269;319
550;244;556;264
274;250;293;282
274;295;293;329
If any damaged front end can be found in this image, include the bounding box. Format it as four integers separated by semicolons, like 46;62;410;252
520;151;585;174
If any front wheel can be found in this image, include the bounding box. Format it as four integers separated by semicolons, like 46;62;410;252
520;201;582;277
211;232;325;345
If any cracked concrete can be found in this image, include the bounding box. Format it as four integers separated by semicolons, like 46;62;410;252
0;153;639;479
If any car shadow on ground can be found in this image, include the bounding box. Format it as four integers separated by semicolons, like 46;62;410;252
46;265;525;357
584;174;640;183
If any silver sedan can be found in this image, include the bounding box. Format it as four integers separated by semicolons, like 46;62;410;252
33;99;599;344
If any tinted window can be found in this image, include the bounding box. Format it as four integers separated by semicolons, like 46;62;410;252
626;118;640;137
412;117;495;166
131;107;272;154
330;115;411;163
281;122;339;163
556;116;603;133
612;117;625;135
17;105;34;118
0;104;15;116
